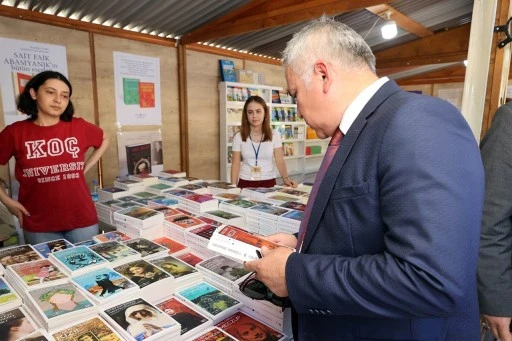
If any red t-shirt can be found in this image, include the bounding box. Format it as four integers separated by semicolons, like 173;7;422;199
0;118;103;232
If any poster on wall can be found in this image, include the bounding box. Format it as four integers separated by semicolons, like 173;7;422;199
117;130;164;177
0;37;68;126
113;52;162;126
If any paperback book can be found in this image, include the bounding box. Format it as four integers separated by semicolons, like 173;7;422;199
152;236;188;255
113;179;146;192
48;245;108;276
184;224;219;259
32;239;74;258
159;169;187;178
176;252;204;267
0;277;22;313
0;244;42;274
0;307;39;340
93;231;132;243
89;241;141;267
191;327;238;341
52;316;124;341
101;297;180;341
5;258;68;295
156;296;211;338
149;255;202;290
197;255;250;294
215;311;286;341
123;238;168;259
113;206;165;229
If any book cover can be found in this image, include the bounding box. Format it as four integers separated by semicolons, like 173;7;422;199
150;256;197;278
225;199;258;209
52;316;122;341
148;197;179;207
277;188;309;197
178;282;240;318
94;231;131;243
123;78;140;105
10;259;67;287
219;59;236;82
152;236;187;254
33;239;74;258
74;240;97;247
0;278;19;305
197;217;223;228
138;81;155;108
176;252;203;267
29;283;94;319
126;143;152;175
71;268;137;300
124;238;167;258
280;201;306;211
51;246;107;272
89;241;140;263
191;327;237;341
0;245;42;268
215;311;285;341
12;72;32;104
189;224;217;241
165;214;204;229
0;308;37;340
280;209;304;221
103;298;177;340
271;89;281;104
156;297;209;335
204;210;240;221
114;260;170;288
198;255;249;282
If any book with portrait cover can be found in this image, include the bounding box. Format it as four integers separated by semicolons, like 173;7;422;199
0;307;39;340
101;297;180;341
113;259;171;290
70;267;138;305
191;327;238;341
138;81;155;108
126;143;151;176
89;241;141;266
0;244;42;275
33;239;74;259
124;238;168;259
113;206;165;229
93;231;132;243
48;245;108;276
123;78;140;105
156;296;211;337
6;258;68;293
176;281;242;323
149;255;201;288
215;311;286;341
197;255;250;293
52;316;124;341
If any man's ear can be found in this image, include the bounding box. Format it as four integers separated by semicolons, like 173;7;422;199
314;61;330;93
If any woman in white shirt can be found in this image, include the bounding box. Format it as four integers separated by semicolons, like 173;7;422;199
231;96;298;189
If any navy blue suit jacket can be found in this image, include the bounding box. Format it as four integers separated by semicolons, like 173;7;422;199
286;81;484;340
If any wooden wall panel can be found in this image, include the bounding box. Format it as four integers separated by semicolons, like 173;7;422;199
400;84;434;96
245;61;287;89
93;35;180;185
0;16;96;187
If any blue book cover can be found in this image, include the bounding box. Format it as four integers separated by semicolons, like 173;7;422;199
219;59;236;82
51;246;107;271
33;239;74;258
178;282;240;317
72;267;137;300
281;209;304;221
89;241;139;263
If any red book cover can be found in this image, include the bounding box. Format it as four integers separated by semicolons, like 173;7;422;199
138;82;155;108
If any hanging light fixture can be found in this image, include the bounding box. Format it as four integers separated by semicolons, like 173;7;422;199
381;11;397;39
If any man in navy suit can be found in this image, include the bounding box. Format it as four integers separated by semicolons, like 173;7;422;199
245;15;484;340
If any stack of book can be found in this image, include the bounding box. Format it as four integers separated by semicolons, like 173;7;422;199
178;183;209;195
164;188;195;205
155;296;212;340
163;214;206;244
149;255;203;290
158;176;189;187
33;238;74;258
113;178;146;192
196;255;251;295
237;295;292;335
97;186;130;201
128;173;159;186
279;200;307;212
215;311;288;341
148;204;182;218
113;259;175;302
191;326;238;341
245;204;290;235
0;307;41;339
240;187;280;201
5;258;68;302
0;244;42;275
201;209;245;228
207;182;241;195
213;193;243;201
263;194;300;206
146;182;174;195
180;193;219;216
152;236;189;256
89;241;141;267
159;169;187;178
0;277;22;312
113;206;165;239
95;199;123;224
93;230;132;244
101;297;181;341
218;198;258;217
277;209;304;234
175;281;242;324
70;267;139;307
48;245;108;276
148;197;180;208
184;224;218;259
124;238;169;260
24;282;97;331
175;251;204;268
51;316;124;341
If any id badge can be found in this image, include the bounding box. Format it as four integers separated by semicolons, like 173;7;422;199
251;166;262;180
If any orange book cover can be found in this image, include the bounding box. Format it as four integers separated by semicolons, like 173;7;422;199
138;82;155;108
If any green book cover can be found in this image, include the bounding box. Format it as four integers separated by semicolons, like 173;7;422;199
123;78;140;105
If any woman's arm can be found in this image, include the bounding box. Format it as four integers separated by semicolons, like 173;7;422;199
0;186;29;227
84;133;110;174
231;151;241;186
274;147;298;188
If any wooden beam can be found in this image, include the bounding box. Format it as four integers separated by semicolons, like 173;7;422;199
177;44;189;176
180;0;391;45
366;4;434;37
395;64;466;86
375;23;470;68
187;43;282;66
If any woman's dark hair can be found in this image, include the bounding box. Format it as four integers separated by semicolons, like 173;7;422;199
17;70;74;122
240;96;272;142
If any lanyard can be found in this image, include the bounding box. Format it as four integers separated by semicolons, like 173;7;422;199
249;135;263;166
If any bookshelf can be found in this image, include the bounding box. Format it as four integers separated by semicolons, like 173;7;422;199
219;81;326;184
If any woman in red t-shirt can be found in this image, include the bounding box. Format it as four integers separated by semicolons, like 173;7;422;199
0;71;109;244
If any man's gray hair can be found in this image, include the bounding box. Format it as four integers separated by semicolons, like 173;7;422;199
283;15;376;85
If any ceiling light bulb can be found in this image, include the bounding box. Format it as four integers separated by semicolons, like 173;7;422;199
463;60;468;67
381;12;397;39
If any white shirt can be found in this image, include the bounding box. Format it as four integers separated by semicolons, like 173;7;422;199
340;77;389;134
232;130;282;180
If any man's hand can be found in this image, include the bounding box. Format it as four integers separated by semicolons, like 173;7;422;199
244;246;294;297
482;314;512;341
264;233;297;248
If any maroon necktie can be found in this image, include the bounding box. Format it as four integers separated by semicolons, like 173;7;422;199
296;128;344;251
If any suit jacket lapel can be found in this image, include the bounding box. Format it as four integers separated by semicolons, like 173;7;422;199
301;80;402;252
